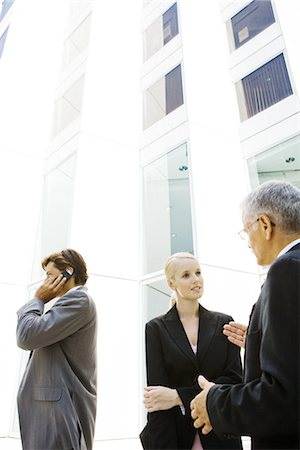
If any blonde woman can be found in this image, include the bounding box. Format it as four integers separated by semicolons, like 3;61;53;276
140;252;242;450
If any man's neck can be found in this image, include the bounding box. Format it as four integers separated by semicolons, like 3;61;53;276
275;233;300;258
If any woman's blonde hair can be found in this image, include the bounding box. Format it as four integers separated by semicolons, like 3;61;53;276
164;252;198;282
165;253;199;309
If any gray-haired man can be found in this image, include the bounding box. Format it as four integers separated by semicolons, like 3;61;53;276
191;180;300;450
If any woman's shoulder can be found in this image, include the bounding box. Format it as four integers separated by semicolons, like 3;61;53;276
201;304;233;323
146;313;166;328
146;305;176;328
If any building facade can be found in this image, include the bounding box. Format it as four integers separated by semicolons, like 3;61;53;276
0;0;299;448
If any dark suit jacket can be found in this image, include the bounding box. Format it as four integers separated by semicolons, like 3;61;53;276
140;304;243;450
16;286;97;450
207;243;300;450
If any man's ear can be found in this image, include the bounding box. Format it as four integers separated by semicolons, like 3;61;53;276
259;215;273;240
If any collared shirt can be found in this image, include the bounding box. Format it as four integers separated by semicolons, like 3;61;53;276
67;285;82;294
277;238;300;259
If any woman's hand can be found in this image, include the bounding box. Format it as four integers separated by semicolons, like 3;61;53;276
223;321;247;349
144;386;182;412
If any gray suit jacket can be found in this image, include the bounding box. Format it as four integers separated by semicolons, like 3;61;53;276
17;285;97;450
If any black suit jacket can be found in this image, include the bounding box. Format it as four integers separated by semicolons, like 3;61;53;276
140;304;243;450
207;243;300;450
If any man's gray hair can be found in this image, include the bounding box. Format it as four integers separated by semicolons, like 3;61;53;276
241;180;300;234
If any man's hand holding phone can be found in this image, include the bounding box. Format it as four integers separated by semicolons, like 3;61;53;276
35;274;67;304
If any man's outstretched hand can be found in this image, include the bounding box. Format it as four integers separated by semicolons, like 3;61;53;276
190;375;214;434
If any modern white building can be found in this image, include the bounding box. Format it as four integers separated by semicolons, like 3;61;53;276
0;0;299;448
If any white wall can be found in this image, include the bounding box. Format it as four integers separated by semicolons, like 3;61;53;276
68;0;142;443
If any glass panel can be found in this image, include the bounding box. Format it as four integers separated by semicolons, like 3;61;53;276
143;77;165;129
247;135;300;190
143;2;178;61
165;64;183;115
143;15;163;61
238;54;293;120
163;3;179;45
32;155;77;279
0;26;8;58
51;75;85;137
142;143;194;275
62;13;92;69
143;279;171;324
0;0;15;21
143;64;183;129
231;0;275;49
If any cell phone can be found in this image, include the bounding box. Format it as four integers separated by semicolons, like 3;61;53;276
61;269;73;280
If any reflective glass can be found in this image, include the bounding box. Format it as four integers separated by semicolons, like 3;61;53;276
231;0;275;49
143;64;183;129
0;26;8;58
51;75;85;137
32;155;77;279
62;13;92;69
0;0;15;21
143;279;171;324
236;54;293;121
247;135;300;190
143;3;178;61
142;143;194;274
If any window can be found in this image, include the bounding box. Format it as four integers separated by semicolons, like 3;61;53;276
32;155;77;279
0;0;15;21
51;75;85;137
236;54;293;121
62;13;92;69
143;64;183;129
143;279;171;324
143;3;178;61
163;3;178;45
0;26;8;58
142;143;194;275
228;0;275;50
247;135;300;190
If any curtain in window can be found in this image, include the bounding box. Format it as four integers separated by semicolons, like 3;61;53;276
165;64;183;115
242;54;293;118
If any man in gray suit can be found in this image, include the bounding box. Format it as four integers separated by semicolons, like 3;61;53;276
17;249;97;450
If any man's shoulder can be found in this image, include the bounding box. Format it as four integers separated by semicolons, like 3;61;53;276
58;286;96;309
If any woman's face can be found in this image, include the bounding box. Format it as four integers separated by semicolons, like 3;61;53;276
169;258;204;301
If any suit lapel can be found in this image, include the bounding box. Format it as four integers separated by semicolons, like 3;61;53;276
163;305;200;371
196;305;219;366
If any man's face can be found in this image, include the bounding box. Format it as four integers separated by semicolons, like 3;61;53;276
45;261;61;281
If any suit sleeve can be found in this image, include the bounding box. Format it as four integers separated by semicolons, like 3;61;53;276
143;321;178;449
177;315;242;414
206;257;299;438
16;290;93;350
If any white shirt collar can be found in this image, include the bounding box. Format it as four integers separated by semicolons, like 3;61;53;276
277;238;300;259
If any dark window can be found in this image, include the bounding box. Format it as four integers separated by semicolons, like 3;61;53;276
0;27;9;58
0;0;15;21
231;0;275;49
242;54;293;118
163;3;178;45
166;64;183;115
